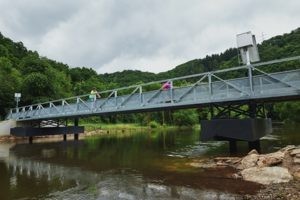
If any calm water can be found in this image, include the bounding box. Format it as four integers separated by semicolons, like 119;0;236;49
0;125;299;200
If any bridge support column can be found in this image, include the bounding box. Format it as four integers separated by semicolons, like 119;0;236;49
248;140;261;153
229;140;237;154
74;118;79;141
29;136;33;144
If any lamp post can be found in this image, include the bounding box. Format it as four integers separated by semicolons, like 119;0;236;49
14;93;21;111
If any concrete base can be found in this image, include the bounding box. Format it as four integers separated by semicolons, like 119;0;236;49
0;120;17;136
0;143;14;158
201;118;272;142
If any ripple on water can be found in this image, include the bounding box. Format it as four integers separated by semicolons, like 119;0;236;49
166;141;225;158
44;173;240;200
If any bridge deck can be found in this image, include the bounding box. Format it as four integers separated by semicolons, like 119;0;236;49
7;56;300;121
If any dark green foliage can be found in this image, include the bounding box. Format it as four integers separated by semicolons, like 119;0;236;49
259;28;300;61
274;102;300;123
21;72;54;103
69;67;98;83
173;109;198;127
99;70;156;87
148;121;160;128
0;57;21;118
18;54;50;75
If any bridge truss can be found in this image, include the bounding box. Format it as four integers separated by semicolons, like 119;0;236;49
6;56;300;122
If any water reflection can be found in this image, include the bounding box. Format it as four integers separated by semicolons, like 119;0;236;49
0;125;299;199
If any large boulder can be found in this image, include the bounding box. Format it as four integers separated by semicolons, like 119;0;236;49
241;166;293;185
257;151;284;167
290;148;300;156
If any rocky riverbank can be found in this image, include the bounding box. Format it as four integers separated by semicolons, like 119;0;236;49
0;135;26;143
190;145;300;199
215;145;300;183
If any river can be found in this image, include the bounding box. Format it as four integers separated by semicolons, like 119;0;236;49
0;124;299;200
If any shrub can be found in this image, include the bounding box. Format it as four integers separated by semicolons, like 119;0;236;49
148;121;160;128
173;109;198;127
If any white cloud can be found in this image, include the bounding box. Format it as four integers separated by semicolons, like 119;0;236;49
0;0;299;73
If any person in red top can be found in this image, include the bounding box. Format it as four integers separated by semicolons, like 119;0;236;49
161;81;172;90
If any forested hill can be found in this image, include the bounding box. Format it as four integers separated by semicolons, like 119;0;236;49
100;27;300;81
0;28;300;118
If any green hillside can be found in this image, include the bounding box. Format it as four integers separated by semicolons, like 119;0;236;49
0;28;300;122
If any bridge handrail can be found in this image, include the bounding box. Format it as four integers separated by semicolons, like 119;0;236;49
8;55;300;115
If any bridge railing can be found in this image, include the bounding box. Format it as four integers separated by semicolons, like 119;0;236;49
7;56;300;120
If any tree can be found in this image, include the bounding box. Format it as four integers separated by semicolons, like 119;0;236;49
69;67;98;83
275;102;300;123
173;109;198;127
0;57;21;118
18;54;50;75
21;72;54;104
0;45;9;57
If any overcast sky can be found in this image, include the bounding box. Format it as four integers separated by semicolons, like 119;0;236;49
0;0;299;74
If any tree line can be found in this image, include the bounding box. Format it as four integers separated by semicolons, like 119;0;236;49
1;27;300;124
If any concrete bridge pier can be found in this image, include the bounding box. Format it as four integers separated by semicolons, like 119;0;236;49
248;140;261;153
74;118;79;141
229;140;237;154
29;136;33;144
63;119;68;141
200;102;272;153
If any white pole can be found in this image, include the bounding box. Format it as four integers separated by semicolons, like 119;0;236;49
246;49;251;66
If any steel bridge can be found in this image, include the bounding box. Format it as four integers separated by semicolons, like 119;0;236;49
7;56;300;121
5;56;300;148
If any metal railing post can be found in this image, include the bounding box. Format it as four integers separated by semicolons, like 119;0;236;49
62;100;65;114
139;86;143;105
114;90;118;107
170;80;174;103
248;65;254;95
259;77;263;94
76;97;80;111
208;73;212;98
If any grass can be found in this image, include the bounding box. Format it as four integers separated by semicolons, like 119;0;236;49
81;123;146;132
80;122;199;132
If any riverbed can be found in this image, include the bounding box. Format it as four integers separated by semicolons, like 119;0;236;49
0;124;299;199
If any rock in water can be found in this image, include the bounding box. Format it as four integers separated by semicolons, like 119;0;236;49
241;166;293;185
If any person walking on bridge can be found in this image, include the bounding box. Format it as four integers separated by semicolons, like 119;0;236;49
89;88;101;101
161;81;172;103
161;81;172;91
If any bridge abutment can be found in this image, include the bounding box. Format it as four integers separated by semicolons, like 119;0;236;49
10;119;84;143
